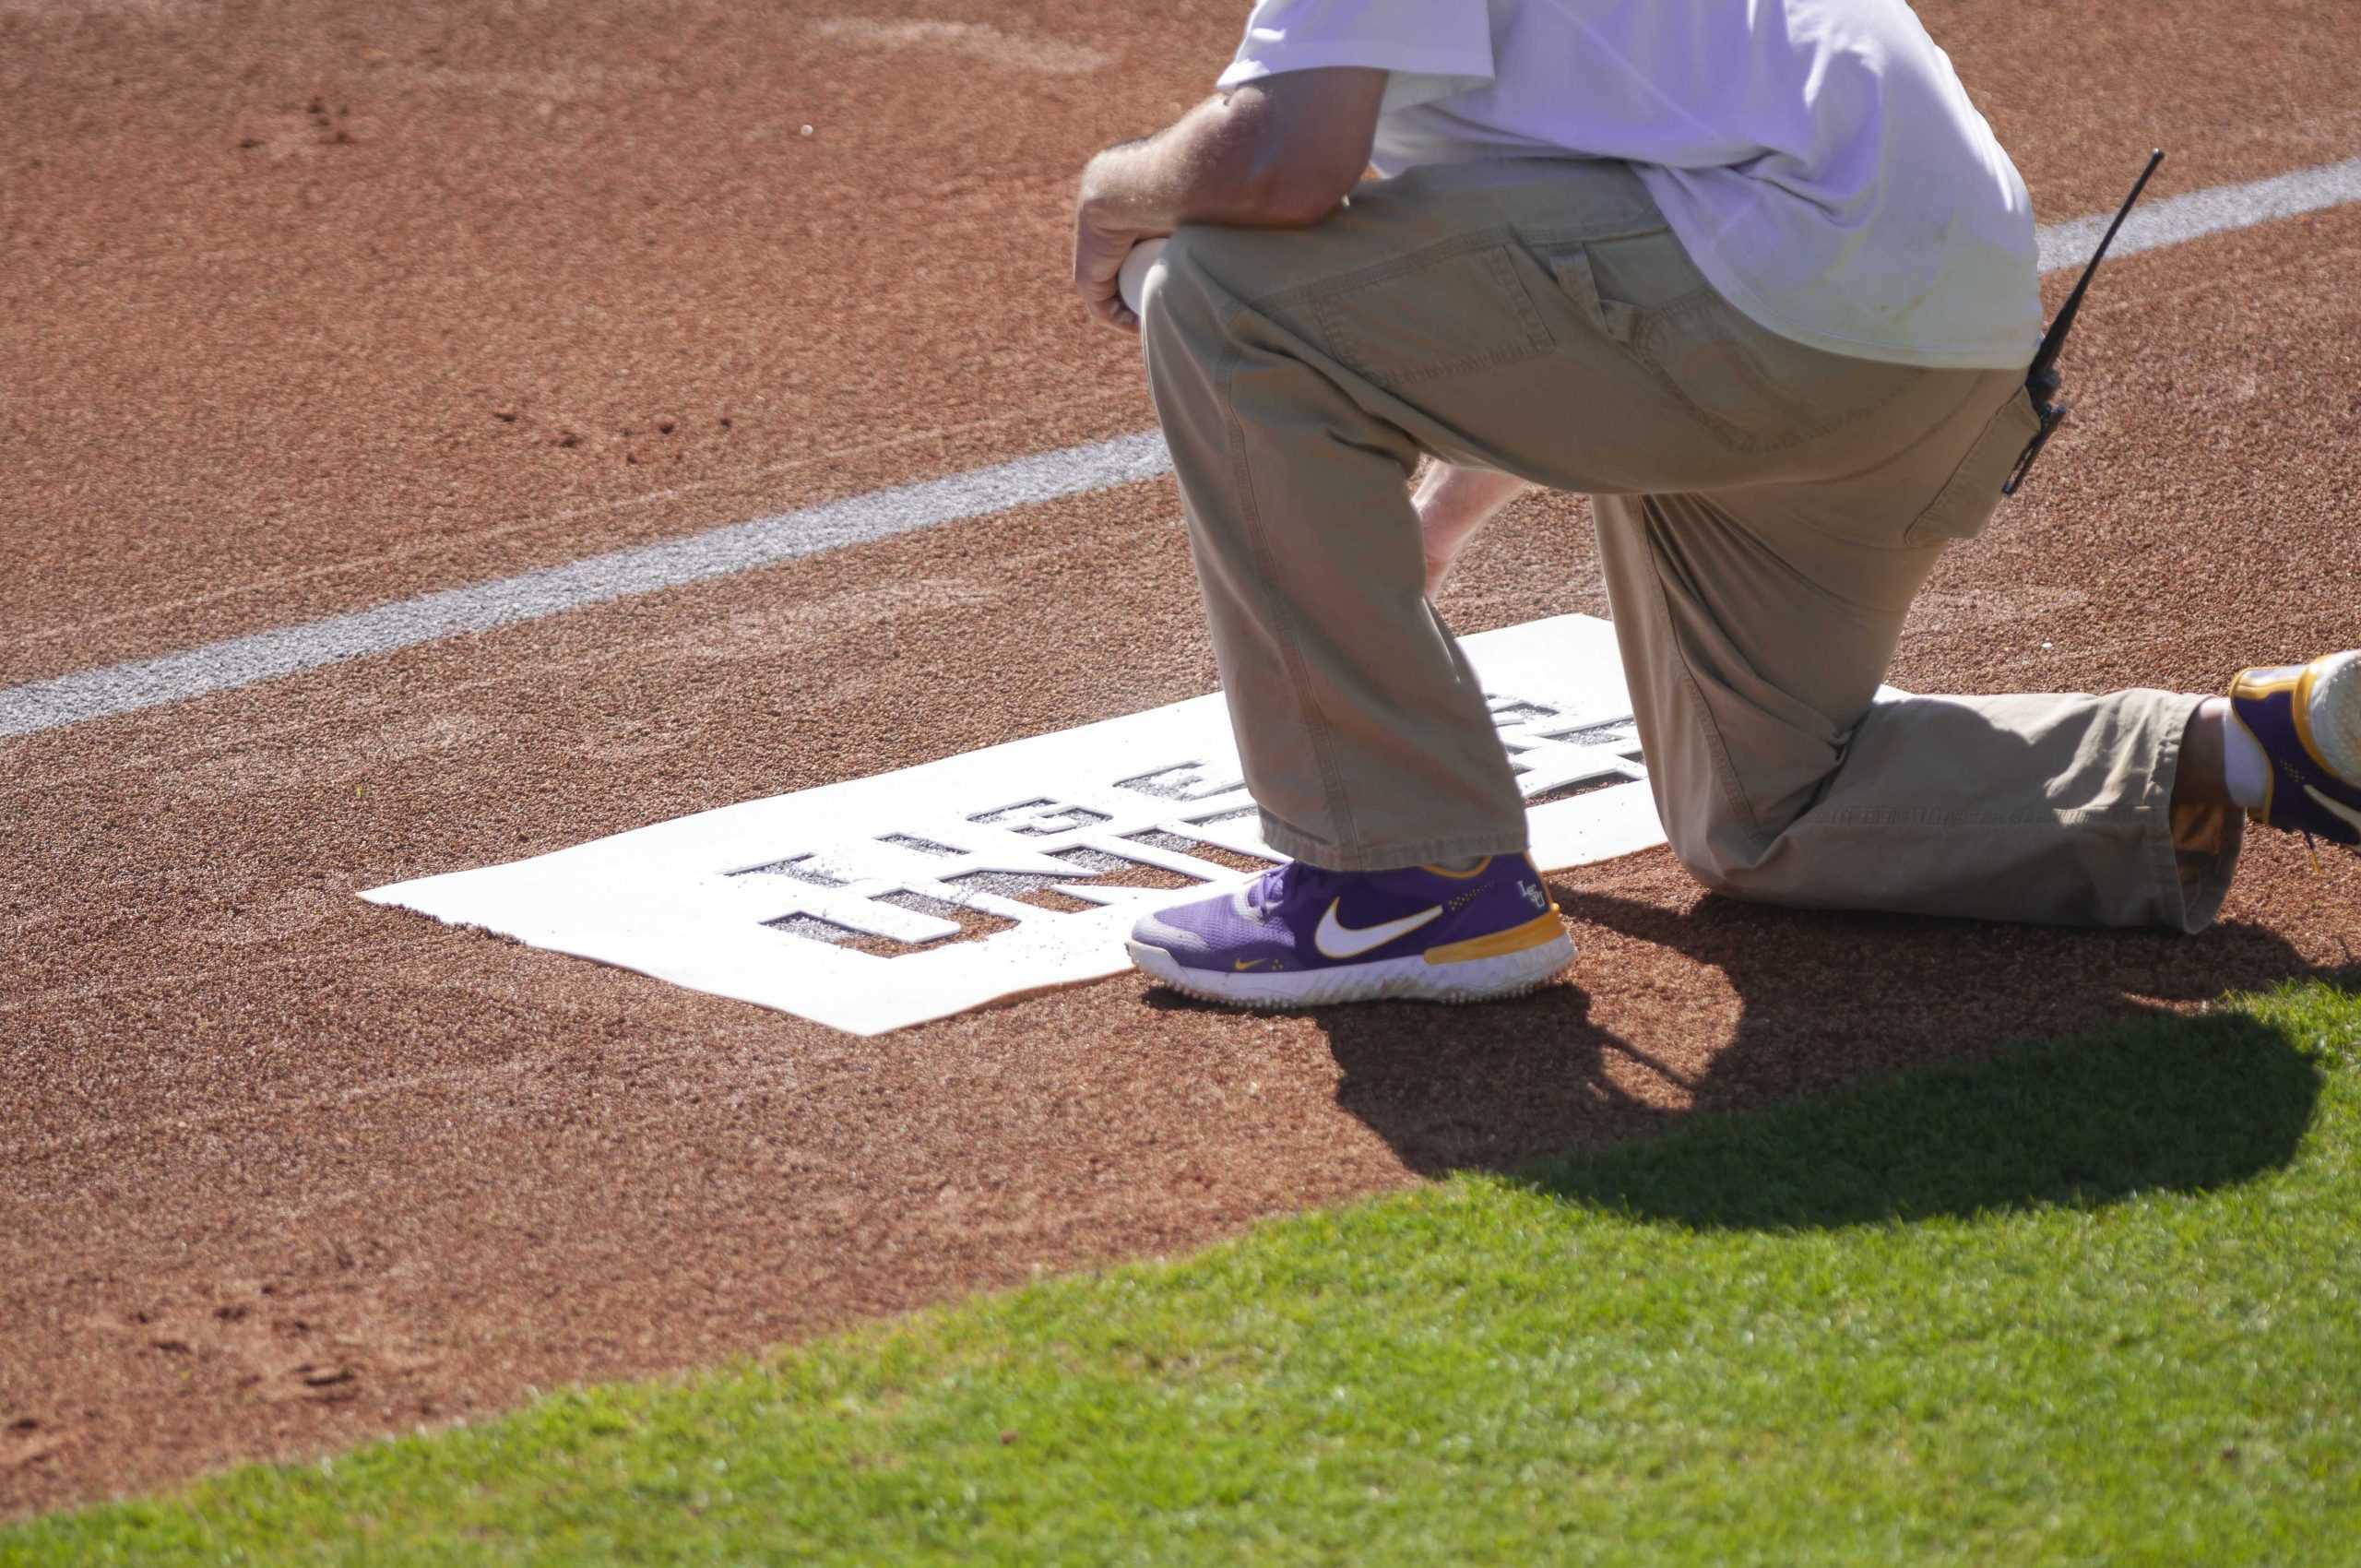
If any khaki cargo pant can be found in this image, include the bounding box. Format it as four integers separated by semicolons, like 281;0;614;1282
1137;159;2241;931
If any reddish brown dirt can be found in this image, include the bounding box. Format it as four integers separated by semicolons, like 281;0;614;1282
5;0;2359;1522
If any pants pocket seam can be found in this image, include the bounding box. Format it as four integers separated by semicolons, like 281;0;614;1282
1306;233;1559;390
1902;387;2042;545
1630;293;1861;456
1213;330;1360;848
1640;523;1774;857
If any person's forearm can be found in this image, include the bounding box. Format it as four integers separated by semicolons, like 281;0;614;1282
1073;69;1382;333
1081;92;1347;234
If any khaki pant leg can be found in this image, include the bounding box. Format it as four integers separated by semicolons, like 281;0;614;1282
1134;159;1933;868
1134;162;1694;869
1592;381;2245;932
1136;215;1530;870
1139;156;2242;920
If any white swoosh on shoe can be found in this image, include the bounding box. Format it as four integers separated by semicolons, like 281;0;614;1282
1313;898;1444;960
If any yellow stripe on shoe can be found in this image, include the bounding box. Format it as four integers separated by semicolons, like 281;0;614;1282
1423;910;1568;965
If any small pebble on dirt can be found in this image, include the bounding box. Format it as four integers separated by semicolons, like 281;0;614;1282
492;408;517;422
555;432;580;448
657;418;676;434
800;124;814;137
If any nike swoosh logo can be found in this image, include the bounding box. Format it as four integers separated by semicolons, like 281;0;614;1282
2307;784;2361;837
1234;958;1270;971
1313;898;1443;961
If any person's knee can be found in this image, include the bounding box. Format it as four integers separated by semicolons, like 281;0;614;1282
1664;831;1742;897
1137;227;1254;411
1135;227;1221;343
1652;739;1843;897
1657;805;1764;898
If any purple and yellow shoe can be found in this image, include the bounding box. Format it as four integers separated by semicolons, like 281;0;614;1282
2229;650;2361;846
1125;854;1573;1007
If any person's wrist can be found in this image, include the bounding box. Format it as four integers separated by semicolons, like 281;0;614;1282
1082;141;1172;234
1078;145;1133;212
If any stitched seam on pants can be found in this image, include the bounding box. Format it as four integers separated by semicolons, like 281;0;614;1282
1691;375;1999;563
1631;293;1864;456
1518;221;1673;250
1304;234;1557;390
1342;340;1558;390
1491;245;1552;350
1259;226;1521;312
1815;806;2149;827
1902;391;2035;546
1643;522;1769;854
1260;809;1525;874
1782;373;1999;497
1216;315;1358;850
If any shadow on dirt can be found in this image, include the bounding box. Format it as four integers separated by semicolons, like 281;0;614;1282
1293;885;2347;1218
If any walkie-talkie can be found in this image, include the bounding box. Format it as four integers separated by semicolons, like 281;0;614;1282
2002;148;2166;496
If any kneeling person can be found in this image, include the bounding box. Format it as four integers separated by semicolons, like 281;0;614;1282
1071;0;2360;1007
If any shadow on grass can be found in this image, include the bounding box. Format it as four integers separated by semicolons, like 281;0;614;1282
1514;1004;2326;1229
1285;884;2347;1198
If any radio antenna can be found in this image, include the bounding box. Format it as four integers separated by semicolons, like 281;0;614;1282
2003;148;2165;495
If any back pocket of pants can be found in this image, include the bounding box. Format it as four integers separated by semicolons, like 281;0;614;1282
1310;241;1556;389
1561;232;1928;457
1905;387;2043;544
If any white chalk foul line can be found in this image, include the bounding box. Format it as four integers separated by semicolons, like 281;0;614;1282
7;155;2361;742
0;434;1172;740
2035;153;2361;271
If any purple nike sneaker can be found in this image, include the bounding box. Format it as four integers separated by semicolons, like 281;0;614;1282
2230;650;2361;847
1125;854;1573;1007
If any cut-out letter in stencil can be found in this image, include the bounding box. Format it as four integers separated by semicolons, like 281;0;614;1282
363;614;1668;1035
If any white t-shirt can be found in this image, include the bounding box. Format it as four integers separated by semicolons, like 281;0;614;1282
1216;0;2041;371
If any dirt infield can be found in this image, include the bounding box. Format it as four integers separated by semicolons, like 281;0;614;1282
5;0;2358;1518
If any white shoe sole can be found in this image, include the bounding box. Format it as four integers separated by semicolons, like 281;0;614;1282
1125;931;1575;1008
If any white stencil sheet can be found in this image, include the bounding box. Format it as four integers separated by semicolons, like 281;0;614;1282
363;613;1667;1035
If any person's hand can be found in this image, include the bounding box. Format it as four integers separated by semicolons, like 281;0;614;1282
1415;464;1534;597
1073;159;1158;335
1070;75;1383;336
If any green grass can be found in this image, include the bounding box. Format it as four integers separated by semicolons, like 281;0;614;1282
10;980;2361;1567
